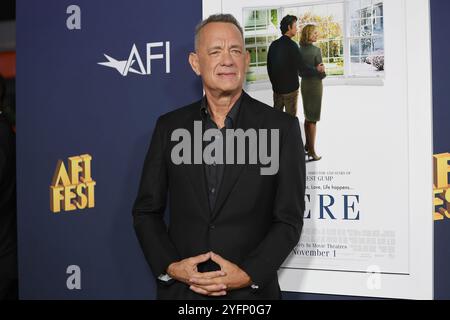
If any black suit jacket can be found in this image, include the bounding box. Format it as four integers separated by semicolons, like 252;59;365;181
0;114;17;298
133;92;305;299
267;35;318;94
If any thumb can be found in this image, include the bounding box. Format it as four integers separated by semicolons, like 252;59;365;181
210;252;227;267
190;251;211;265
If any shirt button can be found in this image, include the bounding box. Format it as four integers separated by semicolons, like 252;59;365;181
210;224;216;230
212;162;216;167
211;188;215;194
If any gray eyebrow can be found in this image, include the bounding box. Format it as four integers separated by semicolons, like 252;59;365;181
207;44;243;51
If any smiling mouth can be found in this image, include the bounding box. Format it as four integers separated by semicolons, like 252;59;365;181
217;72;237;77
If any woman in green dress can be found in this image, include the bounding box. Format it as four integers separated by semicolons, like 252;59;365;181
299;24;326;161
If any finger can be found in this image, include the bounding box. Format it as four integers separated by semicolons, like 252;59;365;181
193;270;226;279
209;290;227;296
190;284;225;296
190;277;225;286
189;284;227;295
189;285;209;296
210;252;227;265
195;283;227;292
189;252;211;265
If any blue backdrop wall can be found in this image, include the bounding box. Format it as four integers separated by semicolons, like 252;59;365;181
16;0;202;299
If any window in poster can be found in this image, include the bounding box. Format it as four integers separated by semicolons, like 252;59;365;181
243;0;385;87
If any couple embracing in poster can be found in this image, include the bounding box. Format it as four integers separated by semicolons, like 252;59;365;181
267;15;326;162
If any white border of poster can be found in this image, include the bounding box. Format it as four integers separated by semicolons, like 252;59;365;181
203;0;433;299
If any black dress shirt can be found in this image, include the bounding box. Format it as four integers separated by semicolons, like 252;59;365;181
200;93;242;212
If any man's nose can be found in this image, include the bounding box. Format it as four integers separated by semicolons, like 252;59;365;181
220;50;234;66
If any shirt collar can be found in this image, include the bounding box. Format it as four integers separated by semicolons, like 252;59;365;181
200;91;243;128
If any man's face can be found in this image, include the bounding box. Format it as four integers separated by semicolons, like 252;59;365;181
287;21;298;37
189;22;249;95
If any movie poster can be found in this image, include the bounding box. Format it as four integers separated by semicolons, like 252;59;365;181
204;0;433;299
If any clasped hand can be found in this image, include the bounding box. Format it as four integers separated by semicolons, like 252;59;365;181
167;251;252;296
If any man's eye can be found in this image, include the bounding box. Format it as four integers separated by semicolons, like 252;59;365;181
210;51;219;55
231;50;241;54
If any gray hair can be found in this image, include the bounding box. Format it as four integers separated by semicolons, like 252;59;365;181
194;14;244;50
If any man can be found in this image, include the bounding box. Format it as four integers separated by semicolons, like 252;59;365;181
0;75;18;300
133;14;305;300
267;15;324;117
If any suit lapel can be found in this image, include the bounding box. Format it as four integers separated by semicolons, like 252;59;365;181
183;100;212;217
211;92;263;220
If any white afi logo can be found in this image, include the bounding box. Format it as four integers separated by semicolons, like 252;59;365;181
98;42;171;76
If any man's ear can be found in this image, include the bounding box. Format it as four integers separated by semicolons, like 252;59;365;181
288;22;296;34
189;52;201;76
245;50;250;73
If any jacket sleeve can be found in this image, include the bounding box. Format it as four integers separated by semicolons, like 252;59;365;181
240;117;305;289
315;47;323;66
267;45;274;85
132;117;180;279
